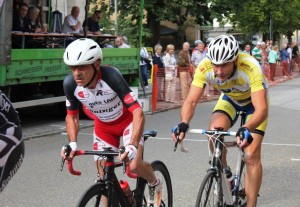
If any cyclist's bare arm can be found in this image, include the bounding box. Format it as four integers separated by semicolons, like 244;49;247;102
245;89;268;131
61;114;80;159
131;108;145;147
172;85;204;142
238;89;268;148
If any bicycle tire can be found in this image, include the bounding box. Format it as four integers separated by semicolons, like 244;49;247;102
234;160;247;207
76;182;119;207
195;170;223;207
138;160;173;207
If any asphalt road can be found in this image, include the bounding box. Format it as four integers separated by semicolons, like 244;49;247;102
1;76;300;207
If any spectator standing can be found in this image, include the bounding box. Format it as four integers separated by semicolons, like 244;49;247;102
82;10;102;35
152;44;165;100
115;35;130;48
140;47;150;89
191;41;210;97
292;42;300;71
268;45;279;81
162;44;177;103
252;42;263;64
280;43;291;80
62;6;82;34
266;39;273;53
177;42;192;101
242;44;252;55
191;41;206;69
286;43;293;75
260;42;269;80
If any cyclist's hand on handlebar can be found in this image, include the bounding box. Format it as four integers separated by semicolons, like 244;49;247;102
60;142;77;160
119;145;138;162
236;127;253;149
171;122;189;142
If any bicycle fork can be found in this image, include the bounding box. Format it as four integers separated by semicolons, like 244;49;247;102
212;137;235;206
232;149;244;204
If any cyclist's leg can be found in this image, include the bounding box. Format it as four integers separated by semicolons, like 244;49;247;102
243;113;267;207
244;133;263;207
122;122;156;184
93;125;121;207
210;94;238;166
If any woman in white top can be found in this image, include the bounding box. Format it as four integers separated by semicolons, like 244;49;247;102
162;44;177;102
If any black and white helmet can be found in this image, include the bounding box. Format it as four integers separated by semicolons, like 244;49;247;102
63;38;102;66
207;35;239;65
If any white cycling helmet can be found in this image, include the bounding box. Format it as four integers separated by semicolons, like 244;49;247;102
207;35;239;65
63;38;102;66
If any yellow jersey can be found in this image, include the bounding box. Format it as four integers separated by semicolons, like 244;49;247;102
192;53;268;106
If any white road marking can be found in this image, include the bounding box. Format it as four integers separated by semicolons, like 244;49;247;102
291;158;300;161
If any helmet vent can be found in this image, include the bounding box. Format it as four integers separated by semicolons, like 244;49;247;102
90;45;97;50
87;57;94;61
77;52;82;60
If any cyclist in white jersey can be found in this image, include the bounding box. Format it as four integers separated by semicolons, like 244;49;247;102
0;91;24;193
60;38;162;206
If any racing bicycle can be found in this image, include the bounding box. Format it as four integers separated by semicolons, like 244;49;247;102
60;130;173;207
190;112;249;207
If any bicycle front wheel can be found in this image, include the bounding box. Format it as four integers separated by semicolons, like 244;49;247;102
195;170;223;207
76;182;119;207
234;160;247;207
139;160;173;207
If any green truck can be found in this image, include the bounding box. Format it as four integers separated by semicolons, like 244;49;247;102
0;0;140;109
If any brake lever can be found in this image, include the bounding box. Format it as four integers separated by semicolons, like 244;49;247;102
60;158;66;171
174;136;179;152
60;145;71;171
119;146;126;174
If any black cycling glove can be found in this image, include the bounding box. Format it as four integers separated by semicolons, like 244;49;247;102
172;122;189;135
236;127;253;144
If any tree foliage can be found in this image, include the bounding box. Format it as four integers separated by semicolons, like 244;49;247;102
209;0;300;40
88;0;300;45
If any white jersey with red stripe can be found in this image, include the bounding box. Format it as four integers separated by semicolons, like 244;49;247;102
63;65;140;123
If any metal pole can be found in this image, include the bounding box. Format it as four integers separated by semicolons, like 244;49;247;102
114;0;117;35
269;17;272;40
84;0;90;37
138;0;146;97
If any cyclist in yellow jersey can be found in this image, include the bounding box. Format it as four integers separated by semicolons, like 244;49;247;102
172;35;268;207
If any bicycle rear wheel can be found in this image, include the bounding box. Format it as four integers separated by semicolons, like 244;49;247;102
76;182;119;207
139;160;173;207
195;170;223;207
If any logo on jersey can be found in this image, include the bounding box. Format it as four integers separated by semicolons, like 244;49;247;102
96;90;112;96
124;129;130;136
124;92;137;104
78;91;90;98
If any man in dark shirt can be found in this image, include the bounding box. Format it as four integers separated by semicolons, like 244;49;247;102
12;2;29;48
13;2;29;31
82;10;102;35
